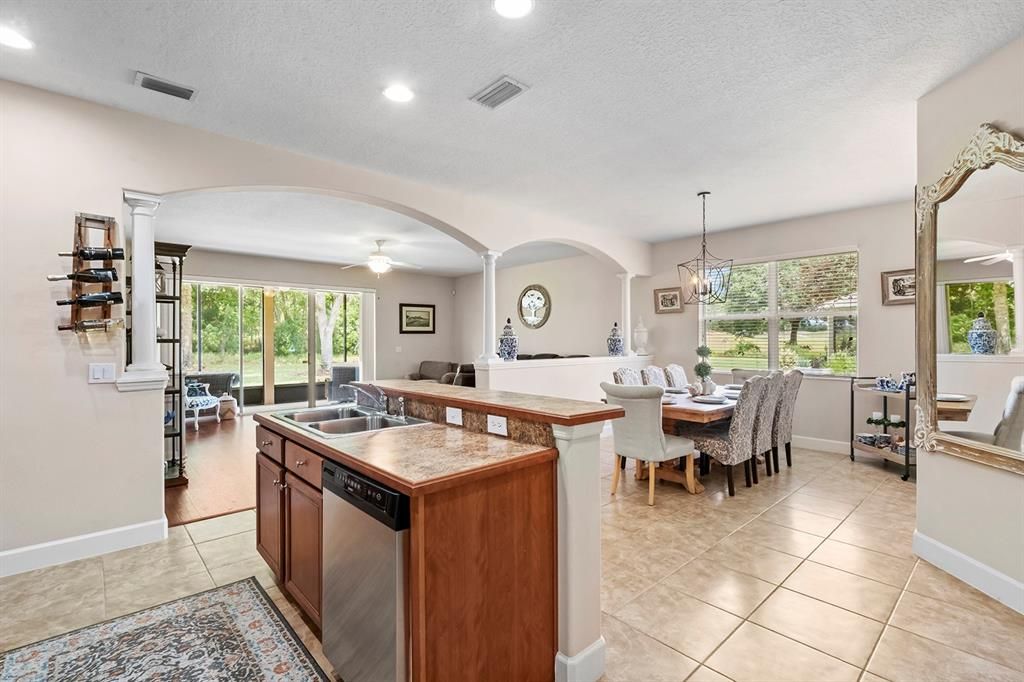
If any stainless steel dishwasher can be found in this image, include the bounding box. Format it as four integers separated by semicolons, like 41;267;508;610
322;461;410;682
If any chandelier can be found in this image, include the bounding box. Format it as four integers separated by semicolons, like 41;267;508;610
677;191;732;305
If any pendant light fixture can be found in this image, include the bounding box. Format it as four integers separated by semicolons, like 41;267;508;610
677;191;732;304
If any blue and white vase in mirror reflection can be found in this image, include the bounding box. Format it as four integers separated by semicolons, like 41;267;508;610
498;317;519;361
607;322;625;357
967;313;997;355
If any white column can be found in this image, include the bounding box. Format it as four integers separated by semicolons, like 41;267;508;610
1011;246;1024;355
117;190;168;392
618;272;634;356
552;421;606;682
479;250;501;361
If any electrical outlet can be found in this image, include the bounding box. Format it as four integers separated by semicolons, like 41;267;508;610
486;414;508;437
395;346;402;353
446;406;463;426
88;362;116;384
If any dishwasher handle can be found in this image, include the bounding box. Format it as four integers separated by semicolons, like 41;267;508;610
323;461;410;531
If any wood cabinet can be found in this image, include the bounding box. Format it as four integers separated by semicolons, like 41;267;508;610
256;447;323;628
285;471;323;628
256;453;285;580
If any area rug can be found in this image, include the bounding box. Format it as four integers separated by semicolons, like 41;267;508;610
0;577;329;681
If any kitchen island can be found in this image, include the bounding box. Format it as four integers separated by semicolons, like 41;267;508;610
254;381;621;682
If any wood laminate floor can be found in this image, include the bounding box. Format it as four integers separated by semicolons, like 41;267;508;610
165;415;257;526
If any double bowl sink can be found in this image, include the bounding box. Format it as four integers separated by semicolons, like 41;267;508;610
274;404;429;438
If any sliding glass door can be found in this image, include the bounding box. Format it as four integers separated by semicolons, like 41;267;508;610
183;281;362;411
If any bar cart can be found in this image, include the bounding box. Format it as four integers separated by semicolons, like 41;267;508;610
849;376;916;481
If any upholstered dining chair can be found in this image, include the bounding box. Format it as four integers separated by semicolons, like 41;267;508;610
641;366;669;388
753;372;786;477
665;364;689;388
601;382;697;506
947;376;1024;451
685;376;766;496
613;367;643;386
772;370;804;471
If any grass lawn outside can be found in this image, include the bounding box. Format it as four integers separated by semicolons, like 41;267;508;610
188;352;361;386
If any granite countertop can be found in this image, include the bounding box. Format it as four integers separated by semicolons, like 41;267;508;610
363;379;623;426
257;415;556;496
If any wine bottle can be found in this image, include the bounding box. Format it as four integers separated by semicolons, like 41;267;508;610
58;247;125;261
56;292;124;307
47;268;119;283
58;319;123;332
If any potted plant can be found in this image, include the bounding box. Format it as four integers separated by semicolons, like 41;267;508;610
694;345;716;395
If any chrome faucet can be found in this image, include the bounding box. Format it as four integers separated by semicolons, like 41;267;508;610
341;384;389;413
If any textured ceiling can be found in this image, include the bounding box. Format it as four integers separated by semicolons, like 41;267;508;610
156;190;582;275
2;0;1023;242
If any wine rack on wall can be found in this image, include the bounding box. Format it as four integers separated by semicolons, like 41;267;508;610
51;213;124;332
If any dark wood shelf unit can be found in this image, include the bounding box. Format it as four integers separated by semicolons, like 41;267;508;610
127;241;191;486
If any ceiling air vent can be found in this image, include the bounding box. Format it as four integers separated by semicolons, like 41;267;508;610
134;71;195;101
470;76;528;109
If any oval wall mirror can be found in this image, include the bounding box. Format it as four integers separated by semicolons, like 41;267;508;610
518;284;551;329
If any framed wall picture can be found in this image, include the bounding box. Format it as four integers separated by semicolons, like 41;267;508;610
399;303;436;333
881;269;916;306
653;287;684;314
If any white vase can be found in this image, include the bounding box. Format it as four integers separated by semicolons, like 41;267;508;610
633;317;649;355
701;378;717;395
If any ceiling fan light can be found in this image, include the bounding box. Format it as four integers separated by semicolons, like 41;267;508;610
368;255;392;274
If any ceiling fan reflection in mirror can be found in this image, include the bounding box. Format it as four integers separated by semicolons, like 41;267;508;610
963;249;1014;266
340;240;422;277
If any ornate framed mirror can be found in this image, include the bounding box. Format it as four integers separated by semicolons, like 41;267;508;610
915;123;1024;474
517;284;551;329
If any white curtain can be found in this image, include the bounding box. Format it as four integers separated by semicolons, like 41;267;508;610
935;285;951;354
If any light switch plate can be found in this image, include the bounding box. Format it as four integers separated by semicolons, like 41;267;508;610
88;362;116;384
446;406;463;426
486;414;508;437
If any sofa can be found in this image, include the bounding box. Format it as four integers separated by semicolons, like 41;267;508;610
405;360;456;383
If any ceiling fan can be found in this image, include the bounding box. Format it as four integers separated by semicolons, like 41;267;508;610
963;250;1013;266
340;240;422;276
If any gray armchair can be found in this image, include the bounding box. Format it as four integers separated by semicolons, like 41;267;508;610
441;364;476;387
405;361;456;383
947;376;1024;451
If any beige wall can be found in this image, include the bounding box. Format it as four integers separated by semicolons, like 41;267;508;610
915;35;1024;600
630;201;917;444
0;79;648;565
186;249;459;380
454;254;623;360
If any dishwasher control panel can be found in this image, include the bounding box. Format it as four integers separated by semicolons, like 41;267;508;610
323;461;410;530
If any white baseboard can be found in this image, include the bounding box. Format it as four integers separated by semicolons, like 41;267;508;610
0;517;167;578
792;435;848;454
913;530;1024;614
555;636;606;682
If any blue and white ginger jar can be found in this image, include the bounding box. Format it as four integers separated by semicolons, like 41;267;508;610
967;313;997;354
607;322;625;357
498;317;519;361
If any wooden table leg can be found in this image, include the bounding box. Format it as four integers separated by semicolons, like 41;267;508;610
610;454;622;496
653;456;704;495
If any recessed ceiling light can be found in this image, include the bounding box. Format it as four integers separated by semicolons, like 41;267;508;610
0;26;34;50
383;84;414;103
493;0;534;19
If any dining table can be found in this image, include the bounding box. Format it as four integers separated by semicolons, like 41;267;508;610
649;387;740;495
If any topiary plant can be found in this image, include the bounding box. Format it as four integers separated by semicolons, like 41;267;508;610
694;344;713;380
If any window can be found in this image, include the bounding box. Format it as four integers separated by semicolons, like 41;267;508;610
701;252;858;373
941;279;1016;354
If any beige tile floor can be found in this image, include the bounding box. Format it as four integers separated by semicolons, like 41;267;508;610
2;436;1022;682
